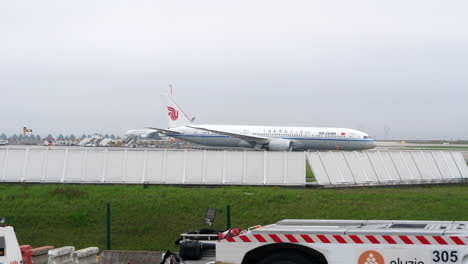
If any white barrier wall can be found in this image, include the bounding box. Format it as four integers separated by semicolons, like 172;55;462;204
307;151;468;186
48;246;75;264
0;148;306;186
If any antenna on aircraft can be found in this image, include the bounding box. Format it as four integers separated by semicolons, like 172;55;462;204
169;84;173;96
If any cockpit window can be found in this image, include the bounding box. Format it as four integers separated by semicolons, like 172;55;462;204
363;136;370;139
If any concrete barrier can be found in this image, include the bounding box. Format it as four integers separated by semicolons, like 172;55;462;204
48;246;75;264
32;246;55;264
99;250;163;264
72;247;99;264
20;245;33;264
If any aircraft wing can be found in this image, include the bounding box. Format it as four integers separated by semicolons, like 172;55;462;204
145;127;182;134
188;126;270;144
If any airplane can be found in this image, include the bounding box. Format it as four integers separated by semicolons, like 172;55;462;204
123;129;163;139
147;94;377;151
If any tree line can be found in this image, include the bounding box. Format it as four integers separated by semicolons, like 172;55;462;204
0;133;120;141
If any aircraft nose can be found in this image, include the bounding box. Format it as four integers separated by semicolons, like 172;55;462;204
370;140;377;149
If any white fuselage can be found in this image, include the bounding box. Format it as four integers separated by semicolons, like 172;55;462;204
167;125;376;151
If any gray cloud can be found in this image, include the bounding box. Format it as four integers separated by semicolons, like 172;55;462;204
1;0;467;139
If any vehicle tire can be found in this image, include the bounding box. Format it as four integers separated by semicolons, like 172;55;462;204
257;251;315;264
179;240;202;260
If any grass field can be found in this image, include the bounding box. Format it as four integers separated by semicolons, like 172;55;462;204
1;184;468;252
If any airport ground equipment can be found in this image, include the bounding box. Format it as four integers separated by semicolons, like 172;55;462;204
0;217;23;264
1;218;98;264
122;135;138;147
172;219;468;264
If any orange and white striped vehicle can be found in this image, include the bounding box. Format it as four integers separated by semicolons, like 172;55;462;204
177;219;468;264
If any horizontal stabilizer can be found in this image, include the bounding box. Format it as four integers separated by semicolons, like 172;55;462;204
145;127;182;134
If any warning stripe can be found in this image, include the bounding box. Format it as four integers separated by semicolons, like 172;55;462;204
222;234;468;245
399;236;414;245
433;236;448;245
239;235;251;242
382;235;397;244
416;236;430;245
333;235;347;244
285;234;299;243
450;236;465;245
366;235;380;244
349;235;364;244
253;234;267;243
317;235;331;243
301;234;314;243
269;234;283;243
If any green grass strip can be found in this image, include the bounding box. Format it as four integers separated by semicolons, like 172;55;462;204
1;184;467;251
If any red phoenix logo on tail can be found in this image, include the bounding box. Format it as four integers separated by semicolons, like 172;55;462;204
167;107;179;121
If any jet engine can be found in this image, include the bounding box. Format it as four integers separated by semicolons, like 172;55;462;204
268;139;293;151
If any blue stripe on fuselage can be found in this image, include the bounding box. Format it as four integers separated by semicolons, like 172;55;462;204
166;134;375;142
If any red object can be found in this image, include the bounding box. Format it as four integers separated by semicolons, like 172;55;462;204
221;233;468;245
332;235;347;244
341;132;346;135
31;246;55;254
167;107;179;121
218;228;242;240
20;245;33;264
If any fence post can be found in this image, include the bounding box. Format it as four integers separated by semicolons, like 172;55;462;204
242;151;246;184
161;150;167;183
202;150;206;184
182;150;187;184
263;151;267;185
61;149;69;183
41;149;48;183
377;151;392;182
431;151;445;181
342;151;358;184
366;152;381;183
21;148;29;182
1;148;8;182
106;203;112;250
141;150;148;184
81;149;88;183
101;149;108;183
121;150;127;183
409;152;424;180
387;152;402;182
449;151;464;178
226;205;231;229
283;151;287;184
222;150;227;184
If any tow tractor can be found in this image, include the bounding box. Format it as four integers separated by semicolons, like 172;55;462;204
0;216;23;264
169;211;468;264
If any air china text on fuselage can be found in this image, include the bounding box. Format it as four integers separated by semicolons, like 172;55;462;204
146;94;376;151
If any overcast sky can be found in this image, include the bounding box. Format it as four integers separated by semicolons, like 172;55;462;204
1;0;467;140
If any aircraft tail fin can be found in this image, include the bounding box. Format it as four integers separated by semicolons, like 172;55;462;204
160;94;195;128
